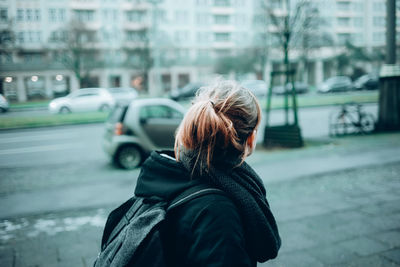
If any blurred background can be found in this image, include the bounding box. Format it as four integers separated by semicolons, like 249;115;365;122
1;0;400;266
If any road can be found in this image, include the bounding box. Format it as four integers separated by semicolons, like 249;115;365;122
1;105;399;267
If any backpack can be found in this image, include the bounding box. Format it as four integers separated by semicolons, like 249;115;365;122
93;185;223;267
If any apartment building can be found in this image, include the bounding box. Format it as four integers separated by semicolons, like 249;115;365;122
0;0;396;102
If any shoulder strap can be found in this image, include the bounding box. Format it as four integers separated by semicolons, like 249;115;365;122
167;184;224;211
103;198;145;249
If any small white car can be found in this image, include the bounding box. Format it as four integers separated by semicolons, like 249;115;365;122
49;88;115;114
103;98;185;169
0;94;9;113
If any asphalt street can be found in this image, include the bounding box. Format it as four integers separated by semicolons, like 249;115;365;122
0;104;399;266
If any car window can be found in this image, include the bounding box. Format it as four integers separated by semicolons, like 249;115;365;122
139;105;183;120
108;106;127;123
74;92;99;98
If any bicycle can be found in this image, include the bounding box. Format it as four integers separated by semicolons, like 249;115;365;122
329;102;375;136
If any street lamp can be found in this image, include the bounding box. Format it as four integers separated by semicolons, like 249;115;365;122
377;0;400;131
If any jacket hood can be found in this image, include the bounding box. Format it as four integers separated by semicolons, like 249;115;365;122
134;150;202;201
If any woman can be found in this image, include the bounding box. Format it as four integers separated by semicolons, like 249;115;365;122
134;80;281;266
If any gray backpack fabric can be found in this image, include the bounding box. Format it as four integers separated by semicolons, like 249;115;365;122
94;186;223;267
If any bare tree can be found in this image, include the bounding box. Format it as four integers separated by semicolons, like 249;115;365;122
56;20;99;88
261;0;331;82
215;51;257;79
0;18;16;70
124;29;153;92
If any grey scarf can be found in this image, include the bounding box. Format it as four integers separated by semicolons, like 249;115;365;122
180;150;281;262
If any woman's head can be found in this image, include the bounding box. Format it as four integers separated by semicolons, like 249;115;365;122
174;80;261;172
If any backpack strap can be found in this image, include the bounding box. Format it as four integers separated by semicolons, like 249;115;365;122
103;198;145;249
167;184;225;211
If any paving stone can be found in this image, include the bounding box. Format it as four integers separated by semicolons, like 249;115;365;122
307;244;358;265
0;246;14;267
279;231;320;253
258;251;324;267
382;249;400;264
369;230;400;249
338;237;389;257
366;215;400;232
330;254;399;267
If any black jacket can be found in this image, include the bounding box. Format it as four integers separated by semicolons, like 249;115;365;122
135;151;270;266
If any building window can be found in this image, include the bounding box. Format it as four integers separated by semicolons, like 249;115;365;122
175;10;188;24
337;1;351;11
126;10;144;22
337;17;350;27
17;31;24;44
0;8;7;22
196;13;209;25
74;10;95;22
126;30;146;41
214;15;230;24
353;17;363;27
373;32;385;43
49;8;56;21
337;33;351;44
59;9;66;21
17;9;24;21
197;31;210;43
373;16;385;27
373;1;385;12
214;49;230;58
26;9;32;21
34;9;40;21
214;32;230;42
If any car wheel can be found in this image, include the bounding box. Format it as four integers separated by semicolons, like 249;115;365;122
116;145;143;169
99;104;111;112
59;106;71;114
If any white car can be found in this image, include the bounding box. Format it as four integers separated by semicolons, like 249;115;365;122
0;94;9;113
48;88;116;114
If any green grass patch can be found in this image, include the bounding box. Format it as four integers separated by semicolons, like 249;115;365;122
260;91;378;109
1;91;378;130
0;112;108;129
10;100;50;109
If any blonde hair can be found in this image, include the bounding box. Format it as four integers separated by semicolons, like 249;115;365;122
174;80;261;172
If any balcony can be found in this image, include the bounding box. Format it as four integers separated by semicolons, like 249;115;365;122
70;0;100;10
121;2;150;10
123;22;150;31
212;41;234;49
211;7;235;14
211;25;235;32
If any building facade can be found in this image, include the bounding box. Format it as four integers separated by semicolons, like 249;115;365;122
0;0;396;102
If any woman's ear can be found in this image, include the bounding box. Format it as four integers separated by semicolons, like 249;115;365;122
246;130;257;155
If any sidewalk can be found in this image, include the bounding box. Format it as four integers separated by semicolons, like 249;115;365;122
1;133;399;266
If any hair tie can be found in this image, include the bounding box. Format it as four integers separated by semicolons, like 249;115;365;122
209;100;215;108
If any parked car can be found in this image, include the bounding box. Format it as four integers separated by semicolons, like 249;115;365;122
240;80;268;98
107;87;139;104
317;76;353;93
353;74;379;90
103;98;185;169
272;82;310;95
48;88;115;114
169;82;204;101
0;94;9;113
